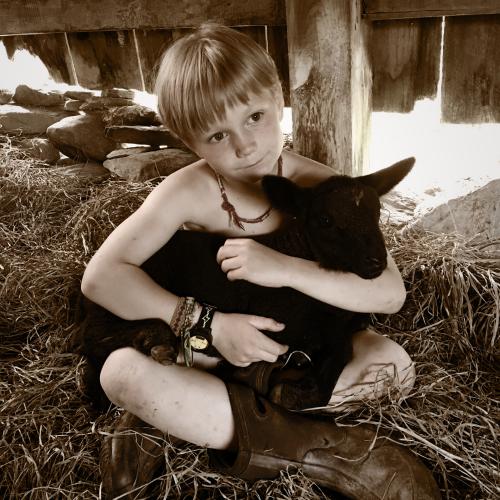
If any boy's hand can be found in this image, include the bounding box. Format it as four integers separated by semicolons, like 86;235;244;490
211;312;288;367
216;239;291;288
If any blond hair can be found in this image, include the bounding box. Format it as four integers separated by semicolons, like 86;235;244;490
154;24;283;144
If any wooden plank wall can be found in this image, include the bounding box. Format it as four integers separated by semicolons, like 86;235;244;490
442;15;500;123
364;0;500;20
2;34;76;85
134;29;177;93
66;31;143;90
371;18;441;112
1;4;499;125
0;0;286;35
369;13;500;123
1;26;290;105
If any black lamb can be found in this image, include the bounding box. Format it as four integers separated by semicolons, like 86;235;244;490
74;157;414;411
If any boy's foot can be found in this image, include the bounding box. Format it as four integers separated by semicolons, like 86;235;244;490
100;411;171;499
209;383;442;500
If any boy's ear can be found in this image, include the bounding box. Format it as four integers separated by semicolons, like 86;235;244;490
261;175;308;216
357;157;415;196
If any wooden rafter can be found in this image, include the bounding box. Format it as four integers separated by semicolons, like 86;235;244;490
0;0;286;36
364;0;500;20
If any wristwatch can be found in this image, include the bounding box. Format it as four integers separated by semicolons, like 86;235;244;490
188;304;216;352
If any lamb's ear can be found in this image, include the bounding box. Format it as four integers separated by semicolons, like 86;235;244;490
261;175;308;216
357;157;415;196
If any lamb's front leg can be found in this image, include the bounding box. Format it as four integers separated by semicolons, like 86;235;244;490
131;319;178;365
79;298;179;367
268;351;349;410
269;369;330;410
76;314;178;409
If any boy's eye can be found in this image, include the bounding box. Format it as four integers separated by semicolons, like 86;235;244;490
249;112;263;123
209;132;226;143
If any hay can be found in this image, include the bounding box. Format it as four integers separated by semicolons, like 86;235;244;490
1;140;499;499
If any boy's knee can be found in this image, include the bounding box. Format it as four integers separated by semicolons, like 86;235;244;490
100;347;144;406
383;339;415;392
357;329;416;391
395;344;416;392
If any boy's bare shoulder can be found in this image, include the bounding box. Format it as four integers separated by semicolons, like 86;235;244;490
154;158;212;195
144;158;218;225
282;150;336;187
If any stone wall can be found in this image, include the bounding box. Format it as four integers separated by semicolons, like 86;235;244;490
0;84;197;181
1;83;498;242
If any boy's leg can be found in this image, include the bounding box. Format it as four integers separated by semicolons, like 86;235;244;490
100;343;440;500
99;347;236;498
328;328;416;408
99;329;414;448
100;347;236;450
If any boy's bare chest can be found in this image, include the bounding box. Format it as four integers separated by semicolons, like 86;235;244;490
186;187;284;237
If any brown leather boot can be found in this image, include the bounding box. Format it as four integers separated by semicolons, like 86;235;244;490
99;411;172;499
208;383;441;500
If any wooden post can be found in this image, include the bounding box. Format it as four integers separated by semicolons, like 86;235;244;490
286;0;371;175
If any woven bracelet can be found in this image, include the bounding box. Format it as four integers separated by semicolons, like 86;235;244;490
170;296;186;336
180;297;197;367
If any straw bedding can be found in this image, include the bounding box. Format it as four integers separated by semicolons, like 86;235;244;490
1;140;498;499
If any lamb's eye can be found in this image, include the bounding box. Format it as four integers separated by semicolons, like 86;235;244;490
318;214;333;228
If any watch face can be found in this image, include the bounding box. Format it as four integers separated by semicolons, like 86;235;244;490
189;335;209;350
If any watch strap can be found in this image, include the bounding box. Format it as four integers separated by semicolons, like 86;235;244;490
197;303;216;330
188;303;216;352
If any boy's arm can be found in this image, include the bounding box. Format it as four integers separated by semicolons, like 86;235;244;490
81;167;288;367
284;252;406;314
81;171;194;323
217;239;406;314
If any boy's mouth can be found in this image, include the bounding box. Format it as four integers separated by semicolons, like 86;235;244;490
242;153;267;170
247;159;262;168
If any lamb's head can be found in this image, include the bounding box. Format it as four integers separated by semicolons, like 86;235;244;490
262;157;415;279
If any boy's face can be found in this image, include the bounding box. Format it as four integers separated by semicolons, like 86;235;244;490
188;90;284;184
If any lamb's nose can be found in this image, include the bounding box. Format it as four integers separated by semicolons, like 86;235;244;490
367;256;386;271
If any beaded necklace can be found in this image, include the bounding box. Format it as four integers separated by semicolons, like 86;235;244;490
214;155;283;230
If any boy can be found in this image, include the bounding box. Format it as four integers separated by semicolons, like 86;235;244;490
82;24;440;499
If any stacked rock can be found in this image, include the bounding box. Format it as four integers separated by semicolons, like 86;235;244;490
0;84;198;181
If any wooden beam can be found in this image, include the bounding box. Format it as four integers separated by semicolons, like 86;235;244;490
286;0;371;175
0;0;286;36
364;0;500;20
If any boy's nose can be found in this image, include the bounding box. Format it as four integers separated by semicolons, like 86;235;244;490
234;131;257;158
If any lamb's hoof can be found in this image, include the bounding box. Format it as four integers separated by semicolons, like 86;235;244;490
151;344;177;365
269;380;328;411
269;383;303;410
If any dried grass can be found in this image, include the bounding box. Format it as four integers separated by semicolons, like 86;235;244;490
1;140;498;499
